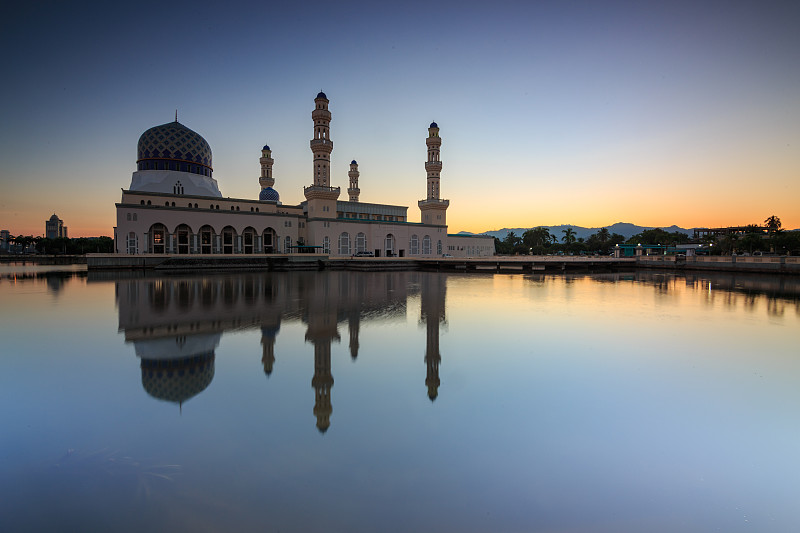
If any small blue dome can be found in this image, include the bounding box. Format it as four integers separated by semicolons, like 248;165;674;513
262;144;270;151
259;187;280;202
429;121;438;128
351;159;357;165
316;91;327;99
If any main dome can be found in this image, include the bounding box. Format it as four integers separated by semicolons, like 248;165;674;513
137;120;213;176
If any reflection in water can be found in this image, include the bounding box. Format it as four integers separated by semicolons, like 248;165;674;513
421;271;446;401
5;267;800;532
113;270;800;429
116;271;443;431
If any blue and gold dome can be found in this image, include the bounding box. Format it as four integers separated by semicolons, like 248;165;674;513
140;352;215;405
137;120;213;177
259;187;280;202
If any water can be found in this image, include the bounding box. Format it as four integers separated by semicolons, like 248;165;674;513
1;268;799;532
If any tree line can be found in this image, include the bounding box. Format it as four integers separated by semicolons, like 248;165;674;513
3;236;114;255
494;216;800;256
705;216;800;255
495;226;628;255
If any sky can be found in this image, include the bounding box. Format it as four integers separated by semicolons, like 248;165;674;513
1;0;798;237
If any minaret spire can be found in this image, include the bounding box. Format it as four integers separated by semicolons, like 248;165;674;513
348;160;360;202
304;91;340;207
418;122;449;225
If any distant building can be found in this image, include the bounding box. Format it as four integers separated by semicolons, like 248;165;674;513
114;92;494;258
0;229;9;252
46;214;68;239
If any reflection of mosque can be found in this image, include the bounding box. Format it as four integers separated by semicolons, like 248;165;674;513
116;271;447;431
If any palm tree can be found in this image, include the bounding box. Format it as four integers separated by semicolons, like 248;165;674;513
597;227;610;244
764;215;781;234
561;227;576;245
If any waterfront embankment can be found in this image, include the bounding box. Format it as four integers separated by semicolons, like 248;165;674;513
85;253;800;275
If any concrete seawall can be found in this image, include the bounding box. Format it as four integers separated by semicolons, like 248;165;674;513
636;255;800;275
86;253;800;275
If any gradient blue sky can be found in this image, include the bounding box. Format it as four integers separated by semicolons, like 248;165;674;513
2;0;798;236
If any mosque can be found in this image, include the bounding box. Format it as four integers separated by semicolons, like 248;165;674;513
114;92;494;258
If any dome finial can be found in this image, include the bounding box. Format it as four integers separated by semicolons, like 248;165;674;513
175;109;178;123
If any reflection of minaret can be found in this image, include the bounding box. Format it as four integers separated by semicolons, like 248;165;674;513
348;312;359;360
420;273;447;401
305;279;340;433
260;321;280;376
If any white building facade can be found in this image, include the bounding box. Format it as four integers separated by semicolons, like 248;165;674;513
114;93;494;258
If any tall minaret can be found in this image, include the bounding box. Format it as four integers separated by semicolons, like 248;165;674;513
258;144;279;202
418;122;449;225
348;160;360;202
259;145;274;189
304;92;340;212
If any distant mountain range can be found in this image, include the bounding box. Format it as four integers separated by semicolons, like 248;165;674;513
460;223;693;241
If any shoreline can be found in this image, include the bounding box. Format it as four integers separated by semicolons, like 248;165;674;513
78;253;800;275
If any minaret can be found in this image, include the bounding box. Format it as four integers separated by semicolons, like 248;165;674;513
418;122;449;225
348;160;360;202
259;145;274;189
304;92;340;213
258;145;280;202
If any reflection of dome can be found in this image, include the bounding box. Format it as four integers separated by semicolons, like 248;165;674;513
259;187;280;202
429;121;438;128
141;353;215;405
137;121;213;176
261;325;280;338
316;91;327;100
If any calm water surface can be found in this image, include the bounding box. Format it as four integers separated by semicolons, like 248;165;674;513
1;268;799;532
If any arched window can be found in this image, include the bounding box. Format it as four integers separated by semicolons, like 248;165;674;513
385;234;395;257
322;236;330;254
199;225;214;254
126;232;137;254
175;224;192;254
410;234;419;255
222;226;236;254
356;232;367;253
262;227;276;254
149;223;167;254
422;235;432;255
338;232;350;255
243;227;256;254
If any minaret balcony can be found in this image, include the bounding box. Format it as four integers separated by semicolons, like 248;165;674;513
425;161;443;171
418;198;450;209
304;185;341;200
310;139;334;152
